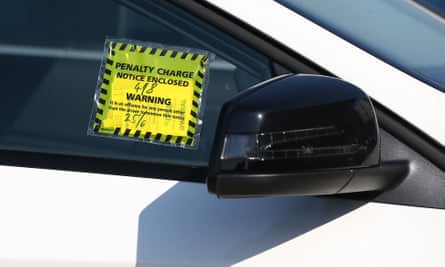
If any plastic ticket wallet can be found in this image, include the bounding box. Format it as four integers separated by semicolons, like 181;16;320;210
88;38;213;148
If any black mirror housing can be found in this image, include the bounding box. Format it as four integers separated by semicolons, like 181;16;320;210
207;74;408;198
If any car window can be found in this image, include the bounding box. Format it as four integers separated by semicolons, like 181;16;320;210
0;0;272;167
278;0;445;93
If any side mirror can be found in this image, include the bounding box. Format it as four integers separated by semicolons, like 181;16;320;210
207;74;408;198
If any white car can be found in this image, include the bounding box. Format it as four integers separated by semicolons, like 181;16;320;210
0;0;444;266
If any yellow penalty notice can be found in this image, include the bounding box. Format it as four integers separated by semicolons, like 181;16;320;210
90;39;213;147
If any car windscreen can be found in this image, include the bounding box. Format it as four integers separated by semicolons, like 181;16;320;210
278;0;445;93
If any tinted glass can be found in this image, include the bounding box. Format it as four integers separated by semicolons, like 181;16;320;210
278;0;445;92
0;0;272;166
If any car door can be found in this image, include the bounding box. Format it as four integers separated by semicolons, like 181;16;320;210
0;0;444;267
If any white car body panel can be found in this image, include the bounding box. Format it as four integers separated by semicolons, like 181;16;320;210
0;166;444;267
0;1;444;266
207;0;445;145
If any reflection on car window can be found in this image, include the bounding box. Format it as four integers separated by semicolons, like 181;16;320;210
414;0;445;18
0;0;272;166
278;0;445;92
